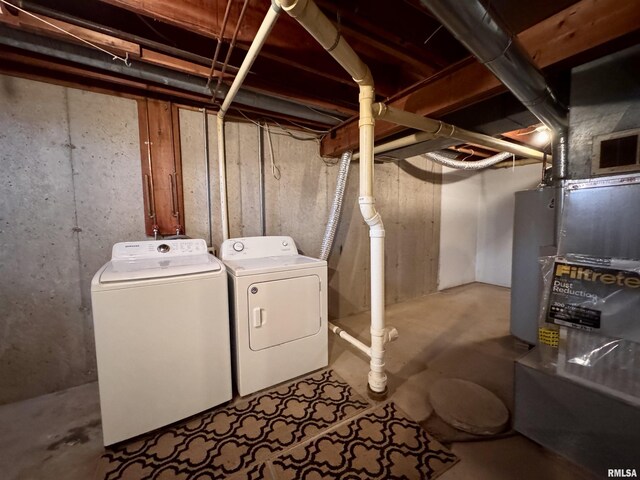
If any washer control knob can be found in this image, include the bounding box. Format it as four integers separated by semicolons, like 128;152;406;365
157;244;170;253
233;241;245;252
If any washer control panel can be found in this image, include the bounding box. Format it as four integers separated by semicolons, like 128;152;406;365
112;239;208;261
221;236;297;261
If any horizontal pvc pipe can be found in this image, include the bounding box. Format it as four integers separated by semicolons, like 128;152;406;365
373;103;546;161
352;131;437;160
328;322;371;357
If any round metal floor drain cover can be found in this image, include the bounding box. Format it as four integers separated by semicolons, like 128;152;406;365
429;378;509;435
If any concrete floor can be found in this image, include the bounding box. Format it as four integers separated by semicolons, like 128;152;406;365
0;283;596;479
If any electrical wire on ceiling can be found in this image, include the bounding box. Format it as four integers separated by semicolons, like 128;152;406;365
234;109;328;141
211;0;250;103
235;110;341;167
0;0;131;65
206;0;233;89
423;24;443;46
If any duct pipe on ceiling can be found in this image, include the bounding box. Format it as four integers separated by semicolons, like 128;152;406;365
280;0;397;396
216;1;281;242
418;0;568;182
0;26;341;125
372;103;546;161
424;150;513;170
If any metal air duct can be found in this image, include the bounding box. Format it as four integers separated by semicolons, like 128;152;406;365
419;0;569;182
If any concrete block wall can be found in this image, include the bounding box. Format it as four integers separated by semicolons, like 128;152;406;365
0;74;442;405
0;75;144;405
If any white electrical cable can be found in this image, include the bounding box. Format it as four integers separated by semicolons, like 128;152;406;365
264;123;281;180
0;0;131;65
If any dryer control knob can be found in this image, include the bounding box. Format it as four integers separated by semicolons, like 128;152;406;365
233;241;245;252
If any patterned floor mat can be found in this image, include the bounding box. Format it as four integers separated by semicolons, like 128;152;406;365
264;402;458;480
95;370;370;479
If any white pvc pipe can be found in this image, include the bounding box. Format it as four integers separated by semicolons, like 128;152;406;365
281;0;391;394
373;103;546;161
328;322;371;356
217;3;281;241
352;130;437;161
358;86;388;394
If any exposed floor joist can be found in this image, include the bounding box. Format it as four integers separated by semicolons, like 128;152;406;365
320;0;640;156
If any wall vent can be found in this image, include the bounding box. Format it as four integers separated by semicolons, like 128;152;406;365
592;129;640;175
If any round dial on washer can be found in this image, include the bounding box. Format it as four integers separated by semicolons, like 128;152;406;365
233;241;245;252
157;244;170;253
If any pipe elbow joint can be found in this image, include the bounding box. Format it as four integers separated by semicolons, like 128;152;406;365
279;0;304;15
359;196;385;233
355;68;374;88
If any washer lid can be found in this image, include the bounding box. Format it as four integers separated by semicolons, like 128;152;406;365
100;254;221;282
224;255;325;277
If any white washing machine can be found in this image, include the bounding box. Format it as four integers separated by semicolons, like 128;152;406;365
91;239;232;446
222;236;328;396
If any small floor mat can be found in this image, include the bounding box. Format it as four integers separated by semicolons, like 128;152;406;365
96;370;370;479
263;402;458;480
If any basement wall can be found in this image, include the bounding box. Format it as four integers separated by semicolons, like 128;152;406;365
178;109;442;319
0;75;442;404
0;75;143;405
439;163;541;290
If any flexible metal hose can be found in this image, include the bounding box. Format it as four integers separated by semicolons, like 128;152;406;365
423;150;512;170
320;150;352;261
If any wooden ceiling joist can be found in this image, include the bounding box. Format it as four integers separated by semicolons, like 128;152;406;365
320;0;640;156
97;0;403;98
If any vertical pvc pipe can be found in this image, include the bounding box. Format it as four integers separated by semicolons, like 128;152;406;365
358;85;387;394
280;0;390;395
216;114;230;241
203;109;214;247
258;123;266;236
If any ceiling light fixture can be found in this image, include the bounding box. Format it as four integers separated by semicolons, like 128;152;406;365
532;127;551;146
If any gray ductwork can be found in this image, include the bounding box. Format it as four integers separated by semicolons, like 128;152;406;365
0;25;343;126
419;0;569;182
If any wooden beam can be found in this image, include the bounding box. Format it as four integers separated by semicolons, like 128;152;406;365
320;0;640;156
0;10;140;58
315;0;448;71
140;48;217;78
100;0;226;39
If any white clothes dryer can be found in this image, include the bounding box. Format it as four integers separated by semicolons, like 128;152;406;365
221;236;328;396
91;239;232;446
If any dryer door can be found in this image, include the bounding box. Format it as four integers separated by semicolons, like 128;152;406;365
247;275;321;351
